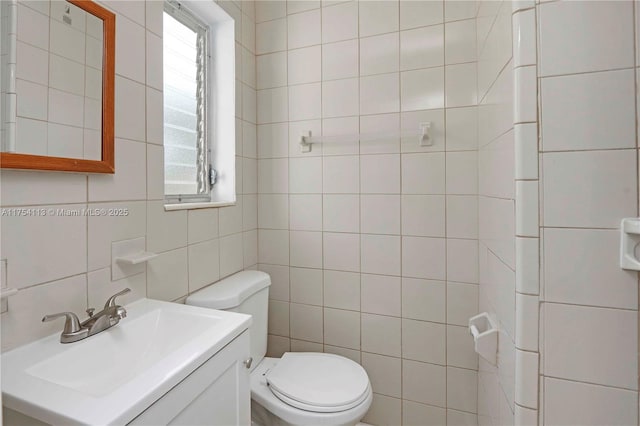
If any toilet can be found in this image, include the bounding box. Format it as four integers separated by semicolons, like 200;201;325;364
186;271;372;426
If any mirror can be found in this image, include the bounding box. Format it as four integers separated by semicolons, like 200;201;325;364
0;0;115;173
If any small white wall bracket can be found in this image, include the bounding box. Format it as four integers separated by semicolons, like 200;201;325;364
112;237;157;281
469;312;498;366
620;218;640;270
299;131;312;153
419;122;432;147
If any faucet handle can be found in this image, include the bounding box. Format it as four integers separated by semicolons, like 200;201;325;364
104;288;131;309
42;312;82;334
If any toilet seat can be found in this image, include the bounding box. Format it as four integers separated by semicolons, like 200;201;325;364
266;353;370;413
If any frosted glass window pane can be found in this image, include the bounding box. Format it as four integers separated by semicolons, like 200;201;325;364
163;11;199;196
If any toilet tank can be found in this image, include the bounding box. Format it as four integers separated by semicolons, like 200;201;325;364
185;271;271;371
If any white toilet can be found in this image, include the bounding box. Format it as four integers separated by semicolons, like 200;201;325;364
186;271;372;426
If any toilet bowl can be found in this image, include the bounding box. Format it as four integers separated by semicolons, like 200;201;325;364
185;271;372;426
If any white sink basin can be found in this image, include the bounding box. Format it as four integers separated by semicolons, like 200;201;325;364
2;298;251;425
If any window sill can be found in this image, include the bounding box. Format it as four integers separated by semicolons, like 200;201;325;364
164;200;236;211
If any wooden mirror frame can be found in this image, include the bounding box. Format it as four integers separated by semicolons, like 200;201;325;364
0;0;115;173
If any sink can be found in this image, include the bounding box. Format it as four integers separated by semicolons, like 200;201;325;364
2;298;251;425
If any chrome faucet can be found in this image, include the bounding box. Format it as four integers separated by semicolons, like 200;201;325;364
42;288;131;343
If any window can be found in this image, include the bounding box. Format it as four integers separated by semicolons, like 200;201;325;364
163;0;235;209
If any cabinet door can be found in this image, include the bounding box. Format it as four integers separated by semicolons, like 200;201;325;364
130;331;251;426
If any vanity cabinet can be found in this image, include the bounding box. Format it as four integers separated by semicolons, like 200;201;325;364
130;330;251;426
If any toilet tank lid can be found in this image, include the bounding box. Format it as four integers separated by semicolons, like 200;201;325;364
186;271;271;309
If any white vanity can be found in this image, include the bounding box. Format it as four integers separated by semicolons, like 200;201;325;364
2;298;252;425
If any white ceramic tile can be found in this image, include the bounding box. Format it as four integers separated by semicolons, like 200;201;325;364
187;208;219;244
445;19;477;65
289;83;322;121
16;4;49;50
291;303;326;343
258;123;289;159
360;32;399;76
257;52;287;90
402;277;446;323
445;1;477;22
544;228;637;309
258;158;289;193
258;229;289;265
514;123;537;180
401;195;445;237
401;68;445;111
400;25;444;71
268;299;290;336
1;275;87;352
48;124;83;159
513;9;536;67
290;231;323;268
402;237;446;280
361;273;401;317
538;1;634;76
402;153;446;194
323;194;360;232
447;238;479;284
87;267;145;309
146;200;187;253
515;293;538;351
361;234;401;276
447;325;478;370
243;157;258;194
515;237;538;295
115;16;145;83
267;335;290;357
288;9;321;49
359;1;399;37
14;118;47;155
361;195;400;235
544;303;637;389
50;19;85;63
16;41;48;85
286;267;320;306
255;1;286;22
446;63;477;108
189;238;221;291
259;264;290;301
361;353;401;398
323;155;359;193
322;78;359;117
258;194;289;229
322;1;358;44
16;79;47;121
514;405;538;426
542;150;637;228
447;282;478;326
360;154;400;194
514;65;536;124
288;46;321;85
400;109;445;153
1;204;86;288
402;318;446;364
288;1;320;15
515;181;538;237
243;84;258;124
289;119;322;157
361;313;401;357
541;69;636;151
147;248;188;302
544;377;638;426
89;140;146;202
323;232;360;272
291;339;323;353
322;40;359;81
289;156;322;194
323;269;360;310
362;394;402;426
515;350;538;409
446;151;478;195
324;344;361;364
115;76;146;141
324;116;360;155
243;122;258;159
360;73;400;115
400;1;443;30
256;18;287;54
0;170;86;206
403;359;446;406
289;194;322;231
447;367;478;413
324;307;360;349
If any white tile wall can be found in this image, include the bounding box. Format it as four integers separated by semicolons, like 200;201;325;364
1;1;259;353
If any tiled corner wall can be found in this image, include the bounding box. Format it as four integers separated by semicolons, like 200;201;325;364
0;0;258;352
475;0;516;425
534;1;639;424
254;1;481;424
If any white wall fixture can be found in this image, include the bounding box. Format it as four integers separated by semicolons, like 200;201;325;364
619;218;640;270
469;312;498;366
299;122;432;153
112;237;157;280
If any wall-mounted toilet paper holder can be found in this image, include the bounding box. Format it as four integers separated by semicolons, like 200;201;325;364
469;312;498;366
